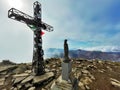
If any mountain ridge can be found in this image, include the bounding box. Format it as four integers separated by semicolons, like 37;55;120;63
45;48;120;61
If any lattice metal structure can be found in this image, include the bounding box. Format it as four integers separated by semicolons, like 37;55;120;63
8;1;53;75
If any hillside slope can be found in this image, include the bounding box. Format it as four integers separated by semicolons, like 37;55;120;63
0;59;120;90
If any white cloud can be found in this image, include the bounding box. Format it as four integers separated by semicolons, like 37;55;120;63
83;46;120;52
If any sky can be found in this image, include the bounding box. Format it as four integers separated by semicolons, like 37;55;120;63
0;0;120;63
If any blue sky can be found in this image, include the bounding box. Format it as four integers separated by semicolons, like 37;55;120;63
0;0;120;62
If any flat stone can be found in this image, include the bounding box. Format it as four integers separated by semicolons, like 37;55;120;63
10;87;14;90
28;87;35;90
110;78;120;88
33;72;54;84
111;81;120;88
110;78;120;83
51;76;72;90
13;73;29;78
0;78;5;85
13;77;26;85
0;66;17;73
82;70;90;74
21;75;34;84
25;70;31;73
25;83;32;88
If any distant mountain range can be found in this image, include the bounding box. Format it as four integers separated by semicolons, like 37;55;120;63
45;48;120;61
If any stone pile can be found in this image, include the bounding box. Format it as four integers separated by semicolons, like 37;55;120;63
0;58;120;90
0;63;55;90
11;72;54;90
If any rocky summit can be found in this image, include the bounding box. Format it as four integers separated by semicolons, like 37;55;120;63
0;58;120;90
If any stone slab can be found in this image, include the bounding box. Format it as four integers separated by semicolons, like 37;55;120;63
13;77;26;85
21;75;34;84
0;78;5;85
33;72;54;84
51;75;72;90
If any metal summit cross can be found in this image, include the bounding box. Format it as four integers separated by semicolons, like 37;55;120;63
8;1;53;75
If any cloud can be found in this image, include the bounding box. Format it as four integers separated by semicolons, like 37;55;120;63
0;0;120;62
83;46;120;52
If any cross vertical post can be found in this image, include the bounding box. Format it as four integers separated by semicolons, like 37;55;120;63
32;1;45;75
8;1;53;76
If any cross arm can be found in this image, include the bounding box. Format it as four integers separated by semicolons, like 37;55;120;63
8;8;35;25
42;22;53;32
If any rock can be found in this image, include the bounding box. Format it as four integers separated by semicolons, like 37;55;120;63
41;88;46;90
10;87;14;90
98;60;103;64
17;84;22;89
98;69;105;73
28;87;35;90
51;69;56;72
110;78;120;88
13;87;17;90
52;65;56;68
75;71;82;79
0;66;17;74
85;85;90;90
13;73;29;78
81;77;93;85
25;70;31;73
13;77;26;85
111;81;120;88
78;82;85;90
82;70;90;75
0;78;5;85
13;64;28;74
51;76;72;90
45;68;50;72
33;72;54;84
106;66;112;71
2;88;7;90
21;75;34;84
89;74;95;80
87;65;97;69
25;83;32;88
77;65;82;68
